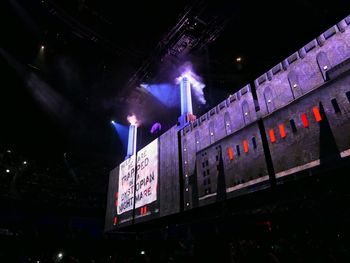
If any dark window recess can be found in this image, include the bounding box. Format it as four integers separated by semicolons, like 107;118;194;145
331;98;341;113
205;160;209;166
207;178;211;184
290;119;297;133
216;155;219;161
346;91;350;103
207;169;210;175
252;137;257;149
203;171;206;177
203;180;207;185
202;162;205;168
236;145;241;156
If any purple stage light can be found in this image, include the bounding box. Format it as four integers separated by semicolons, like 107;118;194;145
150;122;162;134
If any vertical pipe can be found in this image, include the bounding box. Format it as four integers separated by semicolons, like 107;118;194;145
133;125;137;157
180;77;193;115
126;124;137;158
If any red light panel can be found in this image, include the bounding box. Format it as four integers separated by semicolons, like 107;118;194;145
269;129;276;143
301;113;309;127
279;124;286;138
313;107;322;122
228;147;234;160
243;140;249;153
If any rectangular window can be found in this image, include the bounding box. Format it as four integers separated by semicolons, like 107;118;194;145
236;145;241;156
279;124;286;138
207;169;210;175
346;91;350;103
252;137;257;149
301;113;309;128
243;140;249;153
203;171;206;177
269;129;276;143
205;160;209;166
203;179;207;185
228;147;234;160
290;119;297;133
216;155;219;161
202;162;205;168
207;178;211;184
312;106;322;122
331;98;341;113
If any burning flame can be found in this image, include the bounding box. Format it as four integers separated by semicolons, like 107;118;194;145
127;114;138;126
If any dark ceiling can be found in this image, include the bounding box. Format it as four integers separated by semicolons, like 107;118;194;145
0;0;349;172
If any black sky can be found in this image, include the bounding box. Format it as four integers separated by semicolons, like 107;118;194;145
0;0;349;170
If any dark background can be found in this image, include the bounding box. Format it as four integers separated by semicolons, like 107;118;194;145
1;1;349;168
0;1;350;261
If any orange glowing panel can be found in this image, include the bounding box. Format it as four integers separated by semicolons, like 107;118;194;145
279;124;286;138
243;140;249;153
269;129;276;143
312;107;322;122
301;113;309;127
228;147;234;160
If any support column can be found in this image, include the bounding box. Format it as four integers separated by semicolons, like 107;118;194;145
126;124;137;159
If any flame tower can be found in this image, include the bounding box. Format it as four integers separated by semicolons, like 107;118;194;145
178;76;196;128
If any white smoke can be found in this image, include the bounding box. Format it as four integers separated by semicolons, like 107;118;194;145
176;63;206;104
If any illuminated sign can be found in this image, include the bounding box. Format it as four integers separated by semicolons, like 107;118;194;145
117;155;136;215
135;139;159;209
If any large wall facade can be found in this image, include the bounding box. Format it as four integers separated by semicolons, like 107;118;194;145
105;14;350;231
254;15;350;180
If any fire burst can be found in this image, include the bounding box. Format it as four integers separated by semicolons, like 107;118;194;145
127;114;138;126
